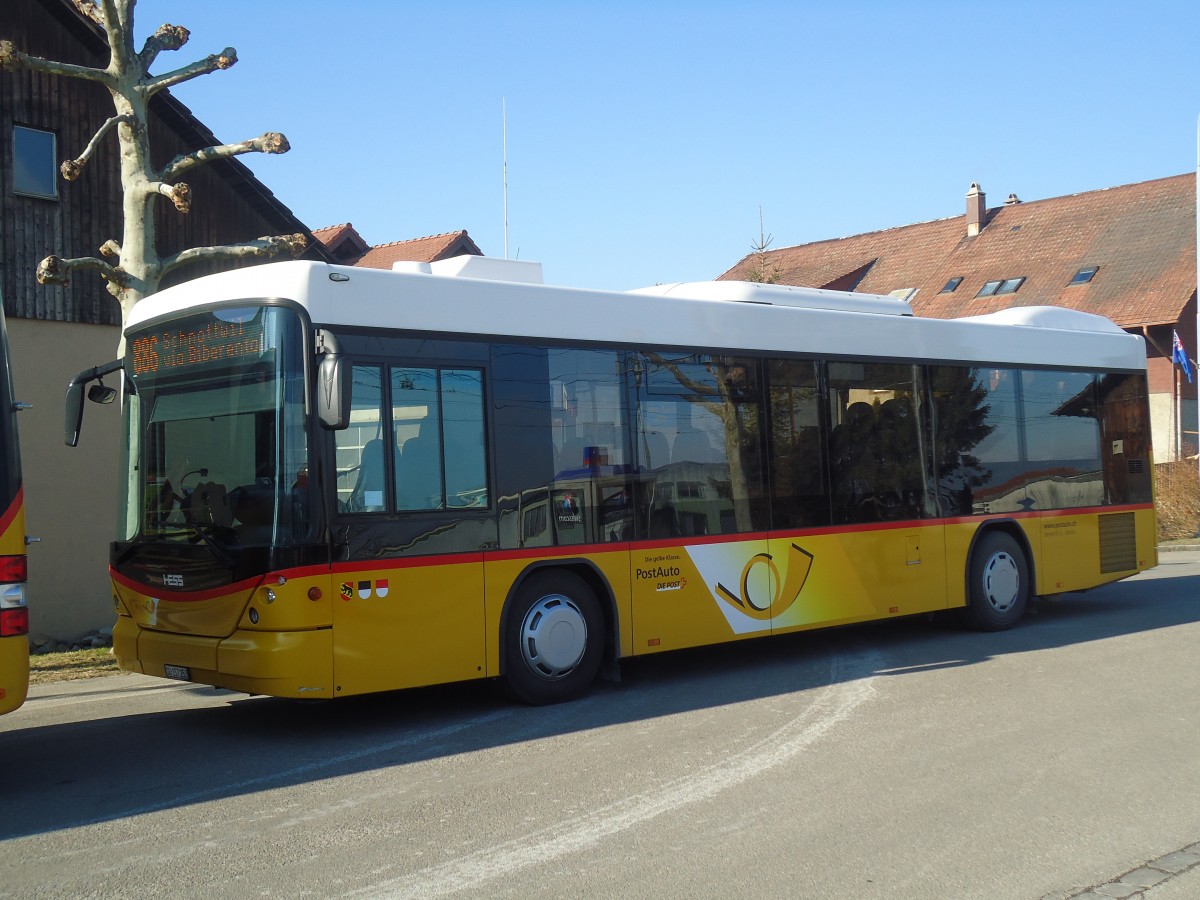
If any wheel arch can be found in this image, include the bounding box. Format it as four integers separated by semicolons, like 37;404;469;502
498;558;619;676
964;518;1037;601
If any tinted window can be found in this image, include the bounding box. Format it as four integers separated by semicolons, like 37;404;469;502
929;366;1000;516
336;365;386;512
1097;372;1152;504
827;362;929;523
936;366;1111;514
493;346;632;548
766;359;829;528
335;364;489;513
1021;369;1102;508
636;351;766;536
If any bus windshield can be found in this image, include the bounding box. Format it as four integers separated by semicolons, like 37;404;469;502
119;305;309;554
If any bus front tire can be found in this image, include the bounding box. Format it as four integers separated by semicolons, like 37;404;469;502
503;571;603;705
964;531;1029;631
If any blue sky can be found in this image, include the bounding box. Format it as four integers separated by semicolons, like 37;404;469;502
132;0;1200;291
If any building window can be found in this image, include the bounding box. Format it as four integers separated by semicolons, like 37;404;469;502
976;277;1025;298
12;126;59;199
1070;266;1099;285
939;277;963;294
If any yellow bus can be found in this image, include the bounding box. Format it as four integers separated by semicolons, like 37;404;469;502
1;305;30;716
68;258;1156;704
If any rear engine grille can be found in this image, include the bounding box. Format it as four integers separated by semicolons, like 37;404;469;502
1098;511;1137;573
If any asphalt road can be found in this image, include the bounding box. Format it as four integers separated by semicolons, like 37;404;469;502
2;551;1198;899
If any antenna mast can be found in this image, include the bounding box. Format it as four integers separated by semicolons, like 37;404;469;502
503;98;509;259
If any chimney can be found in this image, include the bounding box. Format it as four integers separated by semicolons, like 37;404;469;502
966;183;986;237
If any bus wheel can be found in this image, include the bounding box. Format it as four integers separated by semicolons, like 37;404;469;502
964;531;1029;631
504;571;603;705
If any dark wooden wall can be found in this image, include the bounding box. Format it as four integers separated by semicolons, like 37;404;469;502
1;0;329;326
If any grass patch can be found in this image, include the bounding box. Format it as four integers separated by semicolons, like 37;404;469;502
28;648;120;684
1156;460;1200;542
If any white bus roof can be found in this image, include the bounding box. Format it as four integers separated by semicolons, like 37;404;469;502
129;260;1146;372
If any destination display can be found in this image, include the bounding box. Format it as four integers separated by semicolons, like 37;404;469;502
130;317;265;375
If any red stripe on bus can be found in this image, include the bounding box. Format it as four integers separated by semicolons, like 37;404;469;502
0;486;24;535
329;552;485;575
110;502;1154;600
109;567;265;603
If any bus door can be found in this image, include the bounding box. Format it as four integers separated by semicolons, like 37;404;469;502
820;361;947;622
630;351;771;651
330;363;492;696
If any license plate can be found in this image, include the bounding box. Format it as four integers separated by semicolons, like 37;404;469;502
164;664;191;681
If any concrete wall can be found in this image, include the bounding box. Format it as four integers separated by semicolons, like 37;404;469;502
1150;389;1199;463
9;317;121;640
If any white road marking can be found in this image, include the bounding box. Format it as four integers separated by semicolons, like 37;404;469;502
351;647;883;899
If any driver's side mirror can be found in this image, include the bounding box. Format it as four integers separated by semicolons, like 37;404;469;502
64;382;84;448
88;382;118;404
315;329;351;430
65;359;125;447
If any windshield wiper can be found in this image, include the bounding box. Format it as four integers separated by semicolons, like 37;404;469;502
183;519;240;567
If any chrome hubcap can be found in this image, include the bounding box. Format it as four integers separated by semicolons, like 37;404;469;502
982;551;1020;612
519;593;588;680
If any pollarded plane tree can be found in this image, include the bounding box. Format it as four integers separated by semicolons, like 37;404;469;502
0;0;306;329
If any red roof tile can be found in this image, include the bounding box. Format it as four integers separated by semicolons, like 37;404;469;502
353;231;483;269
722;173;1196;328
312;223;371;263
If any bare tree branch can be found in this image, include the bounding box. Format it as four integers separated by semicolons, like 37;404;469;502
9;0;301;322
96;0;133;71
158;233;307;280
138;23;189;70
0;39;112;84
143;47;237;96
36;254;127;287
155;181;191;213
60;114;135;181
159;131;289;182
70;0;103;25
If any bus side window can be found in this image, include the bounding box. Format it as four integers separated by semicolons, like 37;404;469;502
827;362;927;523
394;367;489;511
441;369;488;508
336;364;386;513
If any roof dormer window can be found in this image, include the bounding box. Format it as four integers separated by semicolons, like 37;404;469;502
1069;266;1099;285
976;277;1025;298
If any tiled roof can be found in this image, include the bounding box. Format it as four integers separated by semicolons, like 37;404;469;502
353;231;483;269
721;173;1196;328
313;223;370;262
312;223;357;242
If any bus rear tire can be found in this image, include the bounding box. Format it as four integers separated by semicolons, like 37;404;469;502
503;570;604;705
963;531;1029;631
